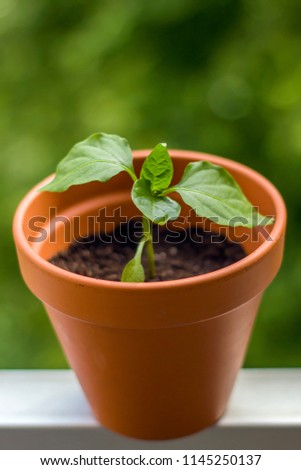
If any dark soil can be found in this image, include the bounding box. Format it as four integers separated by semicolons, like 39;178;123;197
49;221;246;282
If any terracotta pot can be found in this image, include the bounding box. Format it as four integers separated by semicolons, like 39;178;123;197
13;151;286;440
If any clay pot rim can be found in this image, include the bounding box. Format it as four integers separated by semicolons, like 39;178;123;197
13;150;286;291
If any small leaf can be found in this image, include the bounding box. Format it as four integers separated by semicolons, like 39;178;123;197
40;133;136;192
121;240;146;282
140;143;173;192
171;161;273;227
121;257;145;282
132;178;181;225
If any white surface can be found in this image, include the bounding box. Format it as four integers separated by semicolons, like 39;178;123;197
0;369;300;449
0;370;95;426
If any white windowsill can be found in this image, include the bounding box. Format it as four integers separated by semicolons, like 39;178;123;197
0;369;300;450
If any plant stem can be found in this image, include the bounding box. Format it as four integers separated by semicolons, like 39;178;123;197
126;167;138;182
135;238;147;261
142;216;156;279
161;186;175;196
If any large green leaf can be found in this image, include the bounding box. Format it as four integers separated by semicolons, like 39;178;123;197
140;143;173;192
132;178;181;225
170;161;273;227
41;133;136;192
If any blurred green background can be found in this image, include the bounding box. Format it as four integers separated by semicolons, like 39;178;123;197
0;0;300;368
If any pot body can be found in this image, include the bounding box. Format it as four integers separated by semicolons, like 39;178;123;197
13;151;286;440
45;295;260;439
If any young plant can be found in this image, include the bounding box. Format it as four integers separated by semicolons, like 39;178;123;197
41;133;273;282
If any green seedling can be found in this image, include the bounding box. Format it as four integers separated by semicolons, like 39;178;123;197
41;133;273;282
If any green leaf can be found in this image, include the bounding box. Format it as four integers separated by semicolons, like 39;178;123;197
40;133;136;192
132;178;181;225
170;161;273;227
121;239;146;283
140;143;173;192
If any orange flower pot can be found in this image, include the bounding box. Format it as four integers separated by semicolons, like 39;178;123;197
13;151;286;440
